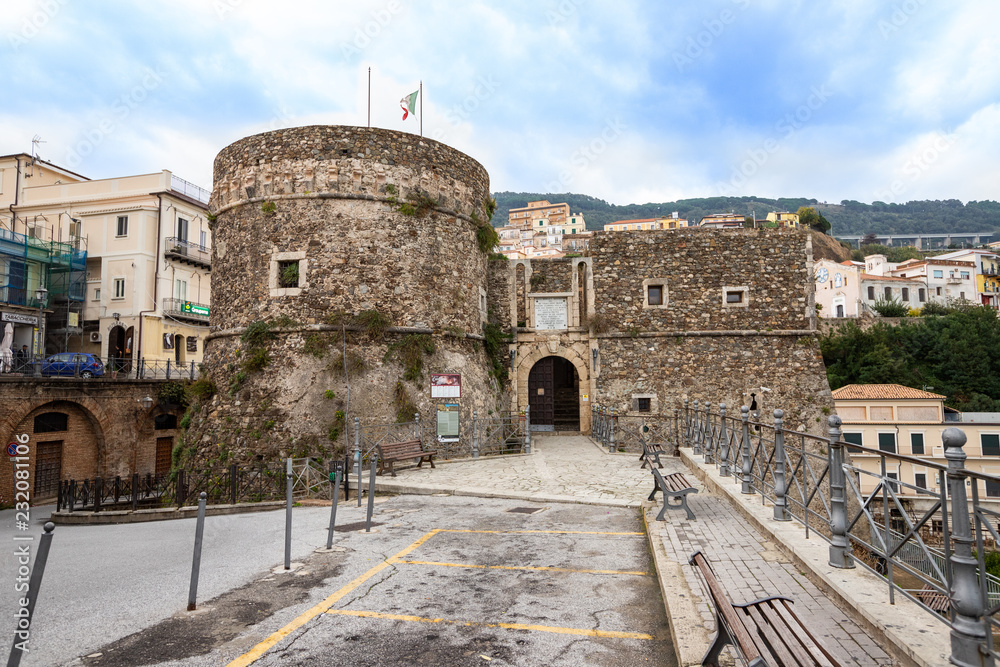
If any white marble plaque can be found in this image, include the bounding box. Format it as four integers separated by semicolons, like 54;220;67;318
534;298;568;330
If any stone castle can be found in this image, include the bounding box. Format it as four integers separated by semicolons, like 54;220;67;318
180;125;833;464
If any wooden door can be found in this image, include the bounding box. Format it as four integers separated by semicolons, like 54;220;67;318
155;437;173;476
528;357;555;427
33;441;62;499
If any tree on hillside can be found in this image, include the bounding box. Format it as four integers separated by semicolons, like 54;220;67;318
797;206;831;234
861;232;879;246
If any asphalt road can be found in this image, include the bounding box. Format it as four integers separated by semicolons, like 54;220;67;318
0;496;676;666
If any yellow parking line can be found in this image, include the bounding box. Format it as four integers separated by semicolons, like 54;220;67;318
325;608;655;640
227;529;442;667
437;529;644;536
397;559;650;576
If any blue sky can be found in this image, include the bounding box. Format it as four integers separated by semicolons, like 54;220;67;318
1;0;997;206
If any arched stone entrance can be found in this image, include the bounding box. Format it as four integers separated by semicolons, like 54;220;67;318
527;356;580;431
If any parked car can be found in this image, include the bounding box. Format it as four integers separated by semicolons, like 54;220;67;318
41;353;105;378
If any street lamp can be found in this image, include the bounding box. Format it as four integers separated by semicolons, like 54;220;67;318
33;285;47;377
140;396;154;410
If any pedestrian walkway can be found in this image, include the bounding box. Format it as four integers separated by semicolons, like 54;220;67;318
382;436;900;666
370;435;655;507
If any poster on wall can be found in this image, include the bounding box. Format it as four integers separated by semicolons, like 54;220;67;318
431;373;461;398
187;337;198;353
436;403;460;442
163;334;174;350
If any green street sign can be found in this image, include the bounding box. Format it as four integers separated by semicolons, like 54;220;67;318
182;302;210;317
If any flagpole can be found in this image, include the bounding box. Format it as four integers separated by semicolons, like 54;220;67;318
419;81;423;137
367;67;371;128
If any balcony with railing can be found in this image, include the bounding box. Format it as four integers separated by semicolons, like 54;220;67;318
162;298;210;324
169;174;211;205
164;237;210;269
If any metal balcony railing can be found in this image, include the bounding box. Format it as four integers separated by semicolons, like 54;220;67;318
162;297;210;323
169;174;211;205
164;237;210;268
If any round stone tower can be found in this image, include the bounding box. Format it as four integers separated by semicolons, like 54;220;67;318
186;126;503;463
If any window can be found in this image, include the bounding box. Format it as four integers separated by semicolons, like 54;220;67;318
278;260;299;288
960;292;966;300
961;271;970;279
910;432;925;455
648;285;663;305
200;230;207;248
34;412;68;433
914;473;927;490
918;288;926;302
113;277;126;299
901;288;909;302
988;479;1000;498
93;288;101;301
884;286;892;299
982;434;1000;456
154;414;178;430
933;270;943;278
722;286;749;308
177;217;189;242
843;432;863;453
877;432;897;453
174;279;187;301
636;398;651;412
867;286;875;300
886;472;899;493
116;215;128;237
936;287;942;296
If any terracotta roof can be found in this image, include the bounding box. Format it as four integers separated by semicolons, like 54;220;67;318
832;384;946;400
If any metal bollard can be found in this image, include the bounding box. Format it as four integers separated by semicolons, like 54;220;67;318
719;404;730;477
703;402;714;464
943;428;993;667
284;458;293;570
740;406;753;494
472;411;480;458
772;409;790;521
608;408;616;453
683;398;690;443
187;492;208;611
365;456;377;532
7;523;55;667
327;462;342;550
354;417;362;507
524;405;531;454
827;416;854;569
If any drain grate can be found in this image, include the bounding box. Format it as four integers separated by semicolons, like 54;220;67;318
334;521;384;532
507;507;545;515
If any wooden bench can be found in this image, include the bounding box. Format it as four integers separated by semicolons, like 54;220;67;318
688;551;844;667
647;469;698;521
639;440;665;469
375;440;437;477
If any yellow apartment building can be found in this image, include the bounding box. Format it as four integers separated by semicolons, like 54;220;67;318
833;384;1000;516
1;154;211;369
604;215;690;232
765;211;800;228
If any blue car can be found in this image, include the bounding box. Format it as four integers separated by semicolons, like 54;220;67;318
41;353;105;378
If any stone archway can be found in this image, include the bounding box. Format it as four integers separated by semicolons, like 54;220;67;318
514;343;591;433
528;356;580;431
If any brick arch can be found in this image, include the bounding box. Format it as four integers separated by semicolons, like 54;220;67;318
0;397;110;473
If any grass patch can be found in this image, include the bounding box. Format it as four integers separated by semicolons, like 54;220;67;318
385;334;436;382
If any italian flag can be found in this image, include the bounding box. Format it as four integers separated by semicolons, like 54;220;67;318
400;90;418;120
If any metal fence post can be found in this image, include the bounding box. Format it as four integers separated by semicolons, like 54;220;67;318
326;463;340;549
608;408;616;453
190;360;195;380
524;405;531;454
683;398;690;443
472;411;480;458
740;406;753;494
187;492;207;611
703;402;714;463
365;456;377;532
7;522;54;667
94;477;103;513
284;458;293;570
718;404;730;477
693;401;702;455
166;359;172;381
772;409;790;521
413;413;420;441
827;415;855;569
944;428;994;667
354;417;362;507
132;473;140;511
